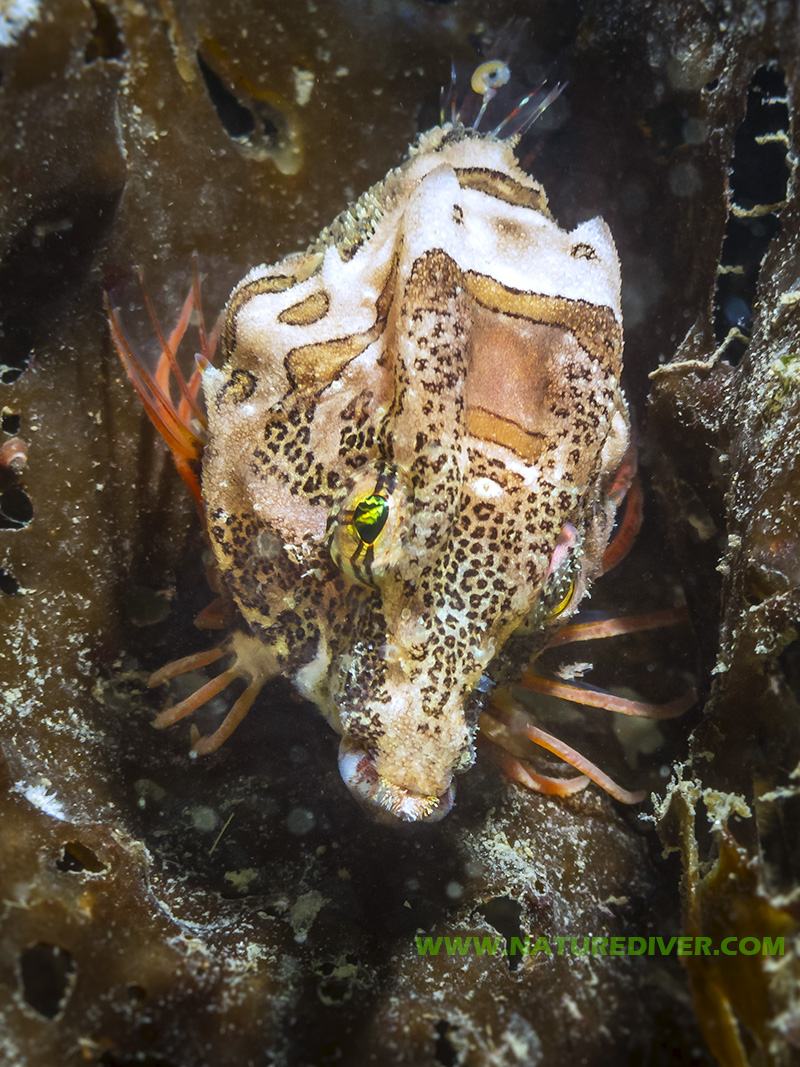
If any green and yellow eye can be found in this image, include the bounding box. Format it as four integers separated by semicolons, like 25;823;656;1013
513;577;577;638
351;494;390;545
547;579;575;619
328;462;412;588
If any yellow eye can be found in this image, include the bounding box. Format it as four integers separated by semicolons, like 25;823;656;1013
548;580;576;619
471;60;510;97
328;463;412;588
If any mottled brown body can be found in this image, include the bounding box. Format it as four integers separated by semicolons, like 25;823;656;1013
198;125;628;820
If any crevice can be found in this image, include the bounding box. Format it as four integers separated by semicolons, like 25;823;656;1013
84;0;125;64
197;51;256;141
713;64;790;361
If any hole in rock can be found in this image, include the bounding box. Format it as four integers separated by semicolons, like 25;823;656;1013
0;318;33;385
476;894;524;970
1;410;20;434
197;51;255;140
0;486;33;529
0;567;19;594
317;975;351;1004
434;1019;460;1066
196;47;287;165
56;841;106;873
20;943;77;1019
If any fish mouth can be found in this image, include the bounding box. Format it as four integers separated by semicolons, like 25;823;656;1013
337;737;455;823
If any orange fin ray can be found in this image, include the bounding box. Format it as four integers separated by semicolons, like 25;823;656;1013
519;670;697;720
138;267;207;429
193;597;230;631
478;729;590;797
599;473;643;575
105;259;221;510
550;606;691;646
190;678;264;754
147;632;277;754
148;645;229;687
482;697;646;804
153;667;240;730
106;296;203;464
153;282;195;397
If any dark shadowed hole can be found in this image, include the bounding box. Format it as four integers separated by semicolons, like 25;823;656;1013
317;976;351;1003
0;568;19;595
84;0;124;63
1;411;20;434
0;486;33;529
726;65;789;208
476;895;524;971
20;943;76;1019
56;841;106;873
126;983;147;1002
434;1020;459;1066
250;100;279;140
197;51;255;139
713;64;789;356
0;318;33;384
